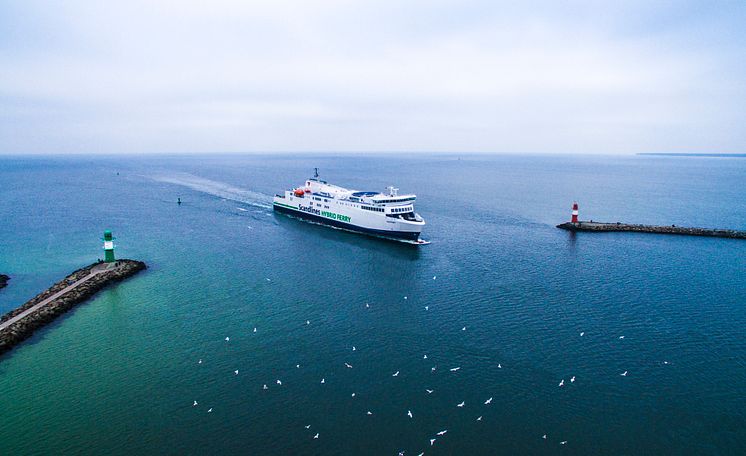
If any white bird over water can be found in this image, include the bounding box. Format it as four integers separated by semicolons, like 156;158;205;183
276;379;282;385
367;411;373;415
436;430;447;435
462;326;466;331
450;367;461;372
393;371;400;377
542;435;547;439
570;376;575;383
296;364;300;368
234;370;239;375
351;393;356;397
621;371;628;376
430;439;436;446
560;441;567;445
320;378;325;384
225;337;230;341
424;306;429;311
198;359;202;364
426;389;434;394
559;379;565;387
365;303;370;308
306;320;310;325
580;332;585;336
498;363;502;368
433;276;437;280
266;278;271;282
423;354;428;359
404;296;408;300
253;327;257;333
619;335;625;339
457;401;465;407
407;410;413;418
431;366;437;372
207;408;213;413
263;384;268;390
193;400;198;406
485;397;493;404
305;425;311;429
313;433;319;439
345;362;353;368
477;416;482;421
352;346;356;351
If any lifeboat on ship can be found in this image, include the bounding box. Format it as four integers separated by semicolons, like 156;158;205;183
293;188;305;197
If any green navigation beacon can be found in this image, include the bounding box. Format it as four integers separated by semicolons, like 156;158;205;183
103;230;116;263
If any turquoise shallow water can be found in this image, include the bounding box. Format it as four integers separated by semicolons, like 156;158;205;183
0;154;745;455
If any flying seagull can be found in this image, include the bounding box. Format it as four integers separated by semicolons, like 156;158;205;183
497;363;502;368
580;332;584;336
407;410;413;418
305;425;311;429
345;362;353;368
321;378;325;384
457;401;465;407
477;416;482;421
193;400;198;407
367;411;372;415
263;384;268;390
570;376;575;383
234;370;239;375
198;359;202;364
619;336;625;339
423;354;428;359
207;408;213;413
430;439;436;446
450;367;461;372
436;430;447;436
559;379;565;387
313;433;319;439
424;306;429;310
276;379;282;385
393;371;400;377
621;371;628;376
426;389;434;394
225;337;230;341
484;397;493;405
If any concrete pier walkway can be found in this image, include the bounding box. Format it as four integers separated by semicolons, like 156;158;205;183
557;221;746;239
0;263;112;332
0;260;146;356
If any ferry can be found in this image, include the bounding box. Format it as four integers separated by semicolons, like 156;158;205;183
273;169;427;243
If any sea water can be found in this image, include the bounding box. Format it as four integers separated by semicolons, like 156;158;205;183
0;154;744;454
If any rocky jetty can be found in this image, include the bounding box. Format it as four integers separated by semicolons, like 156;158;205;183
0;274;8;289
557;221;746;239
0;259;146;357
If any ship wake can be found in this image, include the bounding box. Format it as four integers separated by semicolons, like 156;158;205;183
150;173;272;209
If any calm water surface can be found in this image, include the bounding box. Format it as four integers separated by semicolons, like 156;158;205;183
0;154;744;455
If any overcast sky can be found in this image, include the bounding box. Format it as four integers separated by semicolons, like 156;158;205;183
1;0;745;155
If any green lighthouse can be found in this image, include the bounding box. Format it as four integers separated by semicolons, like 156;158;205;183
103;230;115;263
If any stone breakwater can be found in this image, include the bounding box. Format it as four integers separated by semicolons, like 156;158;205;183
557;221;746;239
0;260;146;356
0;274;8;289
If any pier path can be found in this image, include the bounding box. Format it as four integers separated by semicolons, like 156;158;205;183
0;263;113;333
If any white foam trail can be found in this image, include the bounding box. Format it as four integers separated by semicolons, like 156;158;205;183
150;173;272;209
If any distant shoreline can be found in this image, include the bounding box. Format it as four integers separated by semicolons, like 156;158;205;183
638;153;746;158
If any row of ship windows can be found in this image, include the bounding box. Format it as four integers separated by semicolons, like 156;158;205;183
391;207;411;213
361;205;384;212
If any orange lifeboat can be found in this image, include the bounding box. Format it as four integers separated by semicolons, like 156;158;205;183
293;188;305;197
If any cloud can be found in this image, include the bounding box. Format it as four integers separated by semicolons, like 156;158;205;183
1;0;745;154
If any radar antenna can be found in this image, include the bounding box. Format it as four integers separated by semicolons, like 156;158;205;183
314;168;319;178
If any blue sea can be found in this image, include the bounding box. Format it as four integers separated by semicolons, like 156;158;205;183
0;154;744;455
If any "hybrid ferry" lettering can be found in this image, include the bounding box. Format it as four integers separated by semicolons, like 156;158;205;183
298;205;351;223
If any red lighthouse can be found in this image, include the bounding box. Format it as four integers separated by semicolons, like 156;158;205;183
571;202;579;223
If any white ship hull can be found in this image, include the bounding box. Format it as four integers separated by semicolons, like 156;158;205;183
273;173;425;242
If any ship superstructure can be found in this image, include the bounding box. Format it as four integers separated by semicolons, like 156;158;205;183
273;169;426;242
